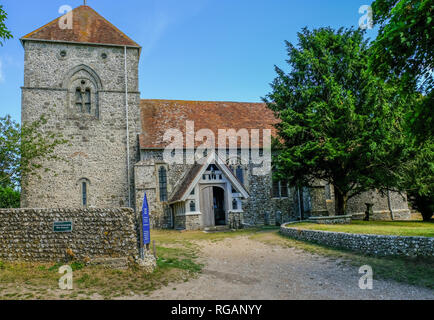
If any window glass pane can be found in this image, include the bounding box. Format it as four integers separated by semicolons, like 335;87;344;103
236;166;244;184
75;88;83;112
272;180;280;198
159;167;168;201
189;201;196;212
85;89;91;113
232;198;238;210
82;182;87;206
281;181;288;197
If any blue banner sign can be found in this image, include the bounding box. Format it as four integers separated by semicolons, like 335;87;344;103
142;192;151;245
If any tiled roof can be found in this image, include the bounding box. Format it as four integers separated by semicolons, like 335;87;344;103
139;99;278;149
21;5;140;47
168;164;203;203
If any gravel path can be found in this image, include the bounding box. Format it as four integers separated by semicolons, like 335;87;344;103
146;236;434;300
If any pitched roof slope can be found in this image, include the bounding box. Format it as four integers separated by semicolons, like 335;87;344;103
22;5;140;47
169;164;203;203
139;99;278;149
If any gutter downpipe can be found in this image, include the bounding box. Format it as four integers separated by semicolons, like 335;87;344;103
124;46;131;208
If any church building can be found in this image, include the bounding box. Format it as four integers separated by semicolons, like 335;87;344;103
19;5;412;230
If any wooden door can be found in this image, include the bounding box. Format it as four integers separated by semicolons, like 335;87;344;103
200;186;214;227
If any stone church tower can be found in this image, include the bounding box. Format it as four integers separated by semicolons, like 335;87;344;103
20;5;141;209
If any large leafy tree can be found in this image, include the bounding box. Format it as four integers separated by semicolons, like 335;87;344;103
265;27;413;215
0;115;68;208
371;0;434;220
371;0;433;136
0;5;12;46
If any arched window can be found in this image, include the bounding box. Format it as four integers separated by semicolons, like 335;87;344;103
82;181;87;206
65;65;101;118
159;166;168;201
79;178;90;207
189;201;196;212
232;198;238;210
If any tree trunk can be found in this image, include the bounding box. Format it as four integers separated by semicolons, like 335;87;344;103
334;189;348;216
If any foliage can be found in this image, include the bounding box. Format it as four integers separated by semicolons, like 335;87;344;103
370;0;434;221
0;115;68;207
0;186;20;208
0;5;12;46
404;139;434;220
264;27;413;215
371;0;433;138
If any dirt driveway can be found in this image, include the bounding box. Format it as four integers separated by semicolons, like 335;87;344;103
144;235;434;300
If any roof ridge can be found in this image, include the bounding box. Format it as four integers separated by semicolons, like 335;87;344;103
140;99;265;104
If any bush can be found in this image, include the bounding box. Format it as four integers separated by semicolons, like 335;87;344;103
0;187;20;208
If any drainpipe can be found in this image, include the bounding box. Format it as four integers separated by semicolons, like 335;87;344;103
124;46;131;208
387;190;394;220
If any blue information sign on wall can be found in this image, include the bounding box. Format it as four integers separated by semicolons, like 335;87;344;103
141;192;151;245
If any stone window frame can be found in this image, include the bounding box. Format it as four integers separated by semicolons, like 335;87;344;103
63;64;102;119
77;178;91;207
158;165;168;202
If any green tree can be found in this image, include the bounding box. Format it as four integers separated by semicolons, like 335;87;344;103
264;27;413;215
371;0;433;137
0;186;20;208
0;115;68;208
371;0;434;220
403;141;434;220
0;5;12;46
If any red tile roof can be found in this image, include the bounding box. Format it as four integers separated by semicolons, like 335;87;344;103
21;5;140;47
139;99;278;149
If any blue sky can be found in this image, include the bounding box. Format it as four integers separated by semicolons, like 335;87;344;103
0;0;377;122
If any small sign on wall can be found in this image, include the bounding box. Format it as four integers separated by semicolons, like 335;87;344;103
53;221;73;233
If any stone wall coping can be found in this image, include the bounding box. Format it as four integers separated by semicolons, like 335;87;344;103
282;223;433;240
280;223;433;256
0;207;134;212
309;215;353;220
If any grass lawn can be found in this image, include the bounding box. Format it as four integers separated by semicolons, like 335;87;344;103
288;220;434;237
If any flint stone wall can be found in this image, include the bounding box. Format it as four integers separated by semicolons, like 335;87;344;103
0;208;138;262
280;224;434;257
308;215;352;224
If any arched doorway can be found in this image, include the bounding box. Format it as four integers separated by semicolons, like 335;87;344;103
200;185;226;227
213;187;226;226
